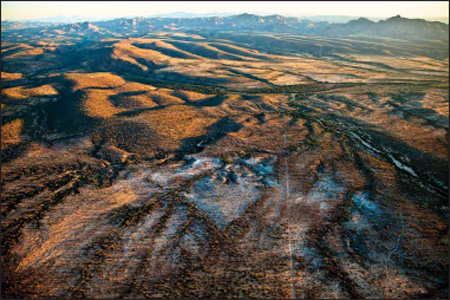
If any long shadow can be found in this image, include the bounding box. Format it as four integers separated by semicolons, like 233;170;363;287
175;116;243;158
209;43;271;61
154;71;232;86
316;94;373;112
115;105;166;117
109;91;148;107
132;42;198;59
386;100;449;129
115;95;227;117
226;68;275;87
20;83;93;139
1;77;95;162
186;95;226;107
1;47;31;57
327;54;397;71
122;73;225;95
163;40;245;61
1;78;33;89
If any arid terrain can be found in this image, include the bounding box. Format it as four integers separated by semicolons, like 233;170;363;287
1;14;449;299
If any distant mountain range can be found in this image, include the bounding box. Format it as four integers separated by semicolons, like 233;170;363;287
2;13;448;44
149;12;236;19
8;12;449;24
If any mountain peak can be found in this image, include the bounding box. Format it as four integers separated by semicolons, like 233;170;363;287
348;17;375;25
385;14;406;22
80;21;91;28
233;13;259;19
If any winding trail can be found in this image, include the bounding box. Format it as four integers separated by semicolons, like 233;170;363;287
284;131;296;299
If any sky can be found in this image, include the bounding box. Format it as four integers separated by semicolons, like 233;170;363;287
2;1;449;21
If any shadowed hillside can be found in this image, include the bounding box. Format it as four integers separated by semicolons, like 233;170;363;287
1;12;449;299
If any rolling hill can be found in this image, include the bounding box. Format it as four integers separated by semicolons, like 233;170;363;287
1;13;449;299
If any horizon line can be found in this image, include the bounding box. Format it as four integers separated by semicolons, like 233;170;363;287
3;12;449;23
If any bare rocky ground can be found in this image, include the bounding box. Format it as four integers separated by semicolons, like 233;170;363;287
1;29;449;299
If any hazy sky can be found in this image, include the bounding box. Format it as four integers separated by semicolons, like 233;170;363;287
2;1;449;21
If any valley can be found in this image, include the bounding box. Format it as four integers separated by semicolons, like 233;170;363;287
1;13;449;299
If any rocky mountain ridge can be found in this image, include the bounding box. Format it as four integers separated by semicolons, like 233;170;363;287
3;14;448;43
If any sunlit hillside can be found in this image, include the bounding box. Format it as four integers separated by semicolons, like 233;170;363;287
1;12;449;299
